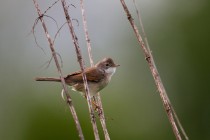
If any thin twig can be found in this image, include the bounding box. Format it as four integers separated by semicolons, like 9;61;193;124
120;0;182;140
172;107;189;140
31;17;46;54
132;1;188;139
60;1;100;140
53;22;67;45
132;0;149;50
79;0;93;66
43;0;60;15
32;1;84;140
79;0;110;140
31;14;59;54
41;52;63;69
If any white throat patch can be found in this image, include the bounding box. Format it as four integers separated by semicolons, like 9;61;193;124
105;67;116;76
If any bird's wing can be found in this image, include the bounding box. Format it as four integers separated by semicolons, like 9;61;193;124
65;67;105;83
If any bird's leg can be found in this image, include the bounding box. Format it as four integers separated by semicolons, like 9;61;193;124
83;95;102;115
92;96;103;116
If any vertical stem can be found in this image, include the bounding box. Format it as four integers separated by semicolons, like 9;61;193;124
32;1;84;140
120;0;182;140
133;2;188;139
80;0;94;67
60;1;100;139
79;0;110;140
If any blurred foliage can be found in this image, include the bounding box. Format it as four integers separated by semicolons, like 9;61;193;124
0;0;210;140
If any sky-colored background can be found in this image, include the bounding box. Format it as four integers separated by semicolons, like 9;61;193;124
0;0;210;139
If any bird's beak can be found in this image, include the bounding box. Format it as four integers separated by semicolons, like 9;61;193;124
114;64;120;67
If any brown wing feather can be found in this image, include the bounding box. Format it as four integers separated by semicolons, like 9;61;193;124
65;67;105;83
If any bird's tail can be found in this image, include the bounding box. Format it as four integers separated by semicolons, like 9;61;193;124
35;77;61;82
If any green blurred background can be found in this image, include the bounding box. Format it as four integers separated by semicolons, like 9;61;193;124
0;0;210;139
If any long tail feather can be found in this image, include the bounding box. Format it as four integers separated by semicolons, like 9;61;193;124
35;77;61;82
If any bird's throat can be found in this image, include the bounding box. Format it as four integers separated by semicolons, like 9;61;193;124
105;67;116;77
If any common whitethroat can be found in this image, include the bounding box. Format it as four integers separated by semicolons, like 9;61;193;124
35;58;119;97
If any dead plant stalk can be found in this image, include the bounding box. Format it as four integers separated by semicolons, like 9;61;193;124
60;0;100;139
120;0;183;140
32;0;84;140
79;0;111;140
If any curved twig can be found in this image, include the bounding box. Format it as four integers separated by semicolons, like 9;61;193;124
32;1;84;139
31;14;59;54
53;22;67;45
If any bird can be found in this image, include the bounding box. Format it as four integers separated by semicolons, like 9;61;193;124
35;57;119;97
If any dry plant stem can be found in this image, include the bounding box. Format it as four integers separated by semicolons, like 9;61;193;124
95;97;110;140
133;1;188;139
120;0;182;140
32;1;84;140
79;0;110;140
80;0;94;67
60;1;100;140
132;0;150;50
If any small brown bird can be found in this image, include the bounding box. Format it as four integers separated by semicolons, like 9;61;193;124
35;58;119;97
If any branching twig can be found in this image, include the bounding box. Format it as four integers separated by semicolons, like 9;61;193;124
31;14;59;54
120;0;183;140
32;1;84;140
31;17;46;54
79;0;110;140
60;0;100;139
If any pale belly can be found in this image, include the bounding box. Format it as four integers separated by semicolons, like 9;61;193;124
71;80;109;97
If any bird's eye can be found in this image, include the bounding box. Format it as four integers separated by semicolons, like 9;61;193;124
105;63;110;67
